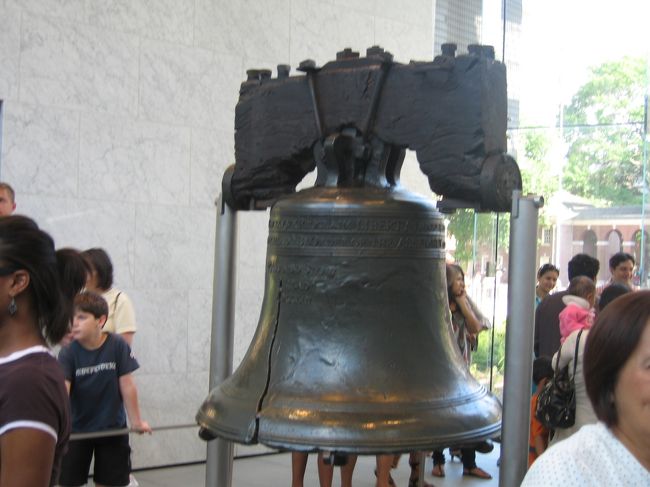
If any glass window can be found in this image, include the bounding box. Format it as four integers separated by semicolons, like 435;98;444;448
436;0;649;394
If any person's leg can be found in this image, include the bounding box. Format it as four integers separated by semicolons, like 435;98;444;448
339;454;358;487
461;447;492;479
431;449;445;477
291;452;309;487
58;438;94;487
317;452;334;487
375;454;395;487
408;451;434;487
93;435;131;487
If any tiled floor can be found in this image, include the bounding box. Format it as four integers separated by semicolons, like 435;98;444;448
110;446;501;487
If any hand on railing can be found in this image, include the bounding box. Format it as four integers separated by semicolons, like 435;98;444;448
132;420;153;435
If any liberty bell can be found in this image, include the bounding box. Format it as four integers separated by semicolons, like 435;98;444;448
197;45;520;453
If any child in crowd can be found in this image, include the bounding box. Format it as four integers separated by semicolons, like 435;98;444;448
559;276;596;342
58;292;151;487
529;357;554;468
598;282;631;313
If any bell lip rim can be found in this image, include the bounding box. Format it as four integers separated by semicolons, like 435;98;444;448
194;420;503;453
256;420;503;454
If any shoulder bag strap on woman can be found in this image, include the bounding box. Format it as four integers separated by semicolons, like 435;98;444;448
554;340;563;372
571;329;584;377
114;291;121;314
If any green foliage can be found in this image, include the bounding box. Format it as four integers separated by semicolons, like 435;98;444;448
562;57;646;205
446;57;647;267
471;326;506;374
446;210;509;267
515;130;561;227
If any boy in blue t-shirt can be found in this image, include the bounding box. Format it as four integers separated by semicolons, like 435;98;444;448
58;292;151;487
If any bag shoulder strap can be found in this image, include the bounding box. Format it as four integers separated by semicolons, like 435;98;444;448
554;340;564;372
571;329;584;376
113;291;122;314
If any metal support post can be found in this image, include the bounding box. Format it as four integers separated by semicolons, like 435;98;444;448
205;194;238;487
499;191;543;487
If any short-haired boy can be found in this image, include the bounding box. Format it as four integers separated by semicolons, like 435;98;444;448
58;292;151;487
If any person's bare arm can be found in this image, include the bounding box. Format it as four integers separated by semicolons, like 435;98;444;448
455;294;483;335
65;380;71;395
118;374;151;434
0;429;56;487
533;433;547;456
120;331;135;346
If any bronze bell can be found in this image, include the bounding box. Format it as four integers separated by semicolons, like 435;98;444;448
197;132;502;453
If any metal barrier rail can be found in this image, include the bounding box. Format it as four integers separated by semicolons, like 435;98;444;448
70;423;197;441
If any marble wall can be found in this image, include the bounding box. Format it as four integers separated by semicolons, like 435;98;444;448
0;0;433;468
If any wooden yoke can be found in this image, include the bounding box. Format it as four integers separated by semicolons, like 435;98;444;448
226;44;521;212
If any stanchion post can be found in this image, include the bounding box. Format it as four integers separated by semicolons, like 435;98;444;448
499;191;543;487
205;193;238;487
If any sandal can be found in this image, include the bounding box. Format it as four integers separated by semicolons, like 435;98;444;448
408;479;434;487
408;456;435;487
431;464;445;477
463;466;492;479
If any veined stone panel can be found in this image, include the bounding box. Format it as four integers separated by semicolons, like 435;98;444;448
0;7;21;100
86;0;195;45
5;0;86;22
131;426;207;468
376;0;433;27
189;127;234;208
1;101;80;197
188;289;213;372
332;0;378;15
78;113;192;205
374;16;434;63
194;0;291;64
15;195;137;289
399;151;434;198
19;14;139;115
139;39;242;129
133;371;208;433
134;204;215;291
130;371;209;466
130;288;189;375
233;210;269;368
289;0;375;66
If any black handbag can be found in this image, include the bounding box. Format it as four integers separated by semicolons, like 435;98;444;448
535;329;584;430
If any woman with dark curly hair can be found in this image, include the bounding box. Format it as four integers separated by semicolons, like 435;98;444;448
0;216;82;486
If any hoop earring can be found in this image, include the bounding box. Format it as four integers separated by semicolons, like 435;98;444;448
8;297;17;316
